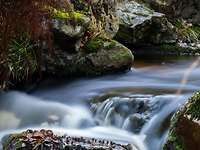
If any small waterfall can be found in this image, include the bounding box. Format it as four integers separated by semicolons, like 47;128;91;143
140;95;190;150
0;92;148;150
91;94;175;132
91;94;189;149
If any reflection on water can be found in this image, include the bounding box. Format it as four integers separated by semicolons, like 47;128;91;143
0;56;200;150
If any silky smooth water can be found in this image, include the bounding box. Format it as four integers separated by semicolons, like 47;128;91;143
0;56;200;150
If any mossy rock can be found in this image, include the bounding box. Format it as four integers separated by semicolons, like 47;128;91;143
78;41;134;75
43;40;134;76
51;9;90;52
157;43;200;56
164;91;200;150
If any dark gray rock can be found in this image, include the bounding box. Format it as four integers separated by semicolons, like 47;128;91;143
115;1;177;46
52;14;90;52
143;0;200;25
91;94;163;133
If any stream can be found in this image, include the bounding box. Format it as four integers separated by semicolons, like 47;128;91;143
0;56;200;150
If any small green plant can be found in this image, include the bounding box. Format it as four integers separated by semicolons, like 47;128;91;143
8;37;37;83
175;20;200;43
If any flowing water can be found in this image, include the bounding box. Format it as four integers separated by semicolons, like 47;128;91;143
0;56;200;150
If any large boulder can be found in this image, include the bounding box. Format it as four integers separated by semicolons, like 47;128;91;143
115;0;200;56
164;91;200;150
115;1;177;46
142;0;200;25
43;37;134;76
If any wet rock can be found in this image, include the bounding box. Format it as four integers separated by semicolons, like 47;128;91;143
42;5;133;77
143;0;200;25
91;95;163;133
2;129;133;150
115;1;200;56
164;91;200;150
115;1;177;46
123;113;146;133
43;38;134;76
101;0;120;39
71;0;119;39
130;43;200;56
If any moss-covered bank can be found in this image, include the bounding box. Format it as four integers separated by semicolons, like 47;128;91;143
164;91;200;150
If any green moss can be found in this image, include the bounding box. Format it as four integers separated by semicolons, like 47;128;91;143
51;9;86;24
164;108;186;150
164;91;200;150
106;40;117;49
84;37;117;53
3;133;23;150
159;44;182;51
164;129;185;150
174;20;200;43
185;91;200;120
191;26;200;40
158;43;200;56
84;37;104;53
109;46;132;62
